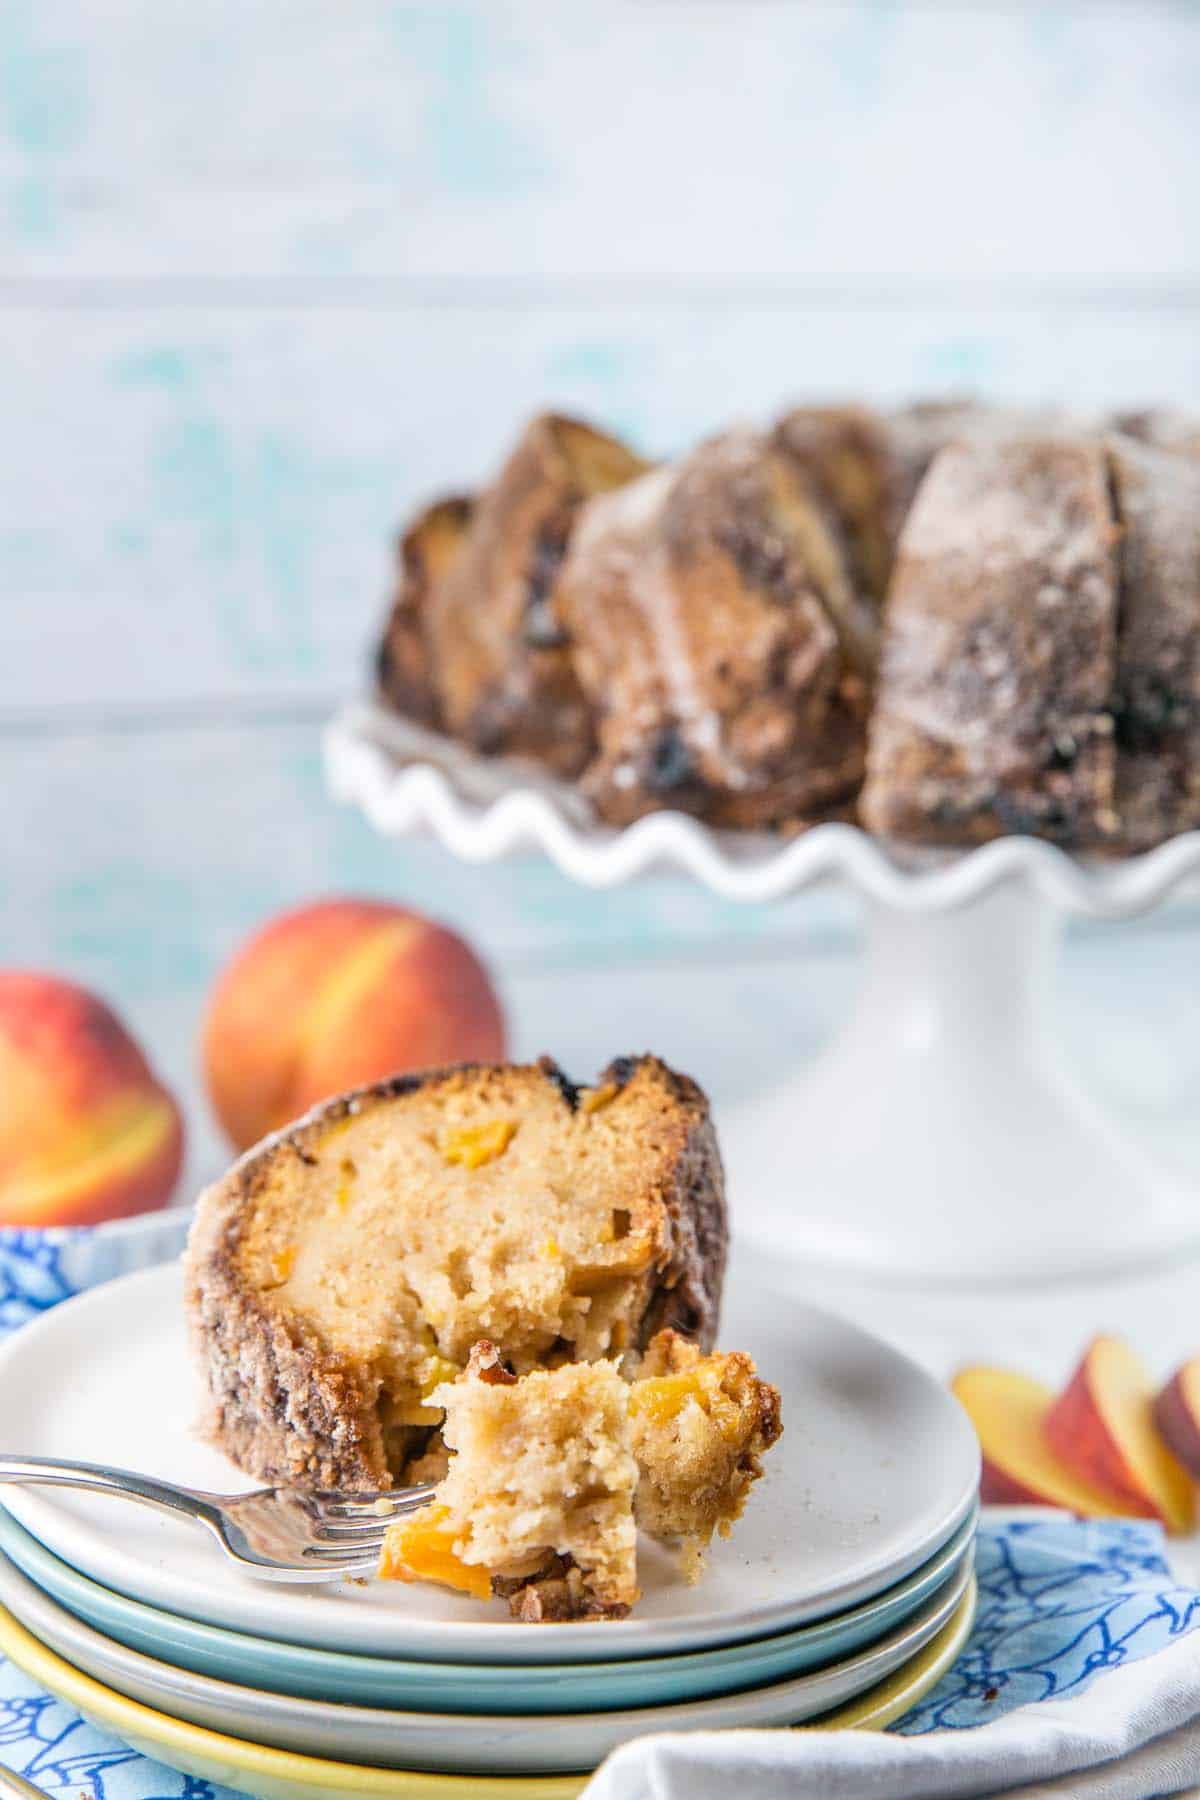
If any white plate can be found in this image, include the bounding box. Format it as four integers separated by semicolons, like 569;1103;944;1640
0;1550;973;1774
0;1258;979;1664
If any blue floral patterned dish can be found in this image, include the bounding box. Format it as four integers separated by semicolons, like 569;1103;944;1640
0;1211;192;1334
0;1507;976;1715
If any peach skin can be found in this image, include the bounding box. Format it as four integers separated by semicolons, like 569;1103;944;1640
1044;1336;1195;1535
1154;1360;1200;1480
952;1366;1129;1518
203;898;507;1151
0;972;184;1227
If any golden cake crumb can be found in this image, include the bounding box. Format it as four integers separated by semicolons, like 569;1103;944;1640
379;1329;781;1617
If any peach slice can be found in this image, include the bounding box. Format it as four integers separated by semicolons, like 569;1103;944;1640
1154;1360;1200;1480
951;1366;1129;1517
1044;1337;1194;1535
379;1505;491;1600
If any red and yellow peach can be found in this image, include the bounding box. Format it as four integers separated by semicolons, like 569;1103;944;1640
203;898;507;1151
0;972;184;1227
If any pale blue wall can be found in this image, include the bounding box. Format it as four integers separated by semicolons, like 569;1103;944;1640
1;0;1197;1183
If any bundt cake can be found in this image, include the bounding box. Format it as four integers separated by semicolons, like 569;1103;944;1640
374;399;1200;853
379;1329;781;1620
555;429;877;830
185;1055;726;1490
860;432;1200;849
392;413;649;776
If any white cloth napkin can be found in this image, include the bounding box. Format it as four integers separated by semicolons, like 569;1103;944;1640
583;1591;1200;1800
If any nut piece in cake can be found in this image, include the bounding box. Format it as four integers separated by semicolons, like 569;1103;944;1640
381;1345;640;1618
380;1330;781;1618
557;428;876;831
186;1055;726;1490
628;1327;783;1579
418;412;650;776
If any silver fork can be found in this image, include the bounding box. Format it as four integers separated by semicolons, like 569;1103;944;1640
0;1456;435;1581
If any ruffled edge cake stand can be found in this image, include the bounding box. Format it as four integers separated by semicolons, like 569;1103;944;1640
325;703;1200;1286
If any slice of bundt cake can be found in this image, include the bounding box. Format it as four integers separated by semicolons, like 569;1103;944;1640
861;431;1200;849
860;436;1122;845
185;1056;726;1490
379;1330;781;1620
1107;434;1200;849
416;413;650;776
377;495;473;728
556;429;877;830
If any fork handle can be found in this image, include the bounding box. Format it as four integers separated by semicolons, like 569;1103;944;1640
0;1456;219;1526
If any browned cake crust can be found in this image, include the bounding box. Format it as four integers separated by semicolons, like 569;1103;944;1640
185;1055;727;1490
1107;434;1200;849
1109;409;1200;463
770;401;984;609
860;436;1121;845
773;400;1072;614
377;495;473;727
419;413;649;777
771;403;901;607
557;429;876;831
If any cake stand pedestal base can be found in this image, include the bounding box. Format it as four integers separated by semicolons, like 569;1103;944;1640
727;881;1199;1285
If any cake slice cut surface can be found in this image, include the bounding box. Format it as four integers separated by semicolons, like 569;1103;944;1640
381;1344;640;1618
380;1329;782;1619
186;1055;726;1491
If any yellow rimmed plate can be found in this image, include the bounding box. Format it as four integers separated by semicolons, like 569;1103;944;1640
0;1580;974;1800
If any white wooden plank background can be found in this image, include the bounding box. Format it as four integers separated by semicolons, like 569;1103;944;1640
1;0;1198;1200
4;2;1197;283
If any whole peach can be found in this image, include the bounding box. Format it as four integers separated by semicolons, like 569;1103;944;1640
203;898;507;1150
0;973;185;1227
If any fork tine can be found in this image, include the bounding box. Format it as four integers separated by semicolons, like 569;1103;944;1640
298;1542;387;1565
310;1519;396;1543
317;1488;436;1519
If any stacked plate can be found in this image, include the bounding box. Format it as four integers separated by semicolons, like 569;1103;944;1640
0;1258;980;1797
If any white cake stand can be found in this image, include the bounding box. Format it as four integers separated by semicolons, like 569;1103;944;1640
325;703;1200;1286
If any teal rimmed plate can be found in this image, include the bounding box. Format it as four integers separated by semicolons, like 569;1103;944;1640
0;1505;976;1714
0;1553;974;1773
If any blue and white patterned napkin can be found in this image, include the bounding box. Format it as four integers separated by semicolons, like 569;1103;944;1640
0;1516;1198;1799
